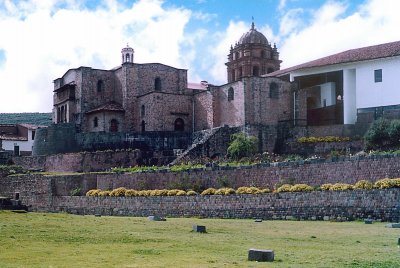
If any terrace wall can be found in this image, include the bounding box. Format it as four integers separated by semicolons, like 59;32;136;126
1;155;400;221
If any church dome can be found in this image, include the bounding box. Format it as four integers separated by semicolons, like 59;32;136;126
238;22;268;45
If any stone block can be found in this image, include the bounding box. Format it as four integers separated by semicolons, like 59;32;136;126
248;249;274;262
148;215;166;221
364;219;373;224
193;225;206;233
385;223;400;228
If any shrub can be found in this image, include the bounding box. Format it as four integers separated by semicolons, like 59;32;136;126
320;184;333;191
86;189;101;196
290;184;313;192
364;118;392;150
186;190;198;196
98;190;111;196
297;136;350;143
276;184;292;193
391;178;400;187
215;188;235;195
167;189;180;196
227;133;258;160
354;180;374;190
125;189;138;197
374;178;393;189
176;190;187;196
236;186;260;194
201;188;216;195
330;183;353;191
110;187;127;197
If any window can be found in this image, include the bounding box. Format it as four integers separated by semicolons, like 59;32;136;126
109;119;119;132
126;53;130;62
252;66;260;76
374;69;382;83
228;87;234;101
269;82;279;99
93;117;98;127
267;67;274;74
141;105;145;117
155;77;161;91
31;130;35;140
141;120;146;132
174;118;184;131
97;80;103;92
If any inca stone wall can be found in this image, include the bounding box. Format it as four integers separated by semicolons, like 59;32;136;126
51;189;400;221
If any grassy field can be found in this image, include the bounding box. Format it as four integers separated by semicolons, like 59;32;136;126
0;211;399;268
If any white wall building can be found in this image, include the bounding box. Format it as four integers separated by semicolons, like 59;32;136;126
268;40;400;125
0;124;44;156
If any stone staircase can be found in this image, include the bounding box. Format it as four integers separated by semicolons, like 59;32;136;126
169;126;225;165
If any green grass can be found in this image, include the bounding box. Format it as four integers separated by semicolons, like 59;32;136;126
0;211;399;267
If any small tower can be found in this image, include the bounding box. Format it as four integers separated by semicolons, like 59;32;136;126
226;22;281;83
121;44;134;65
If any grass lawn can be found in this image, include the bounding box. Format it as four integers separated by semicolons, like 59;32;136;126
0;211;399;267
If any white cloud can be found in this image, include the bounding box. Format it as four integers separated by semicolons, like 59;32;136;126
0;0;192;112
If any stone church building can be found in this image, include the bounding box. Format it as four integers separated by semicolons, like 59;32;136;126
35;22;400;157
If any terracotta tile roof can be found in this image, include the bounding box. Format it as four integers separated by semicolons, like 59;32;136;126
86;101;125;114
267;40;400;77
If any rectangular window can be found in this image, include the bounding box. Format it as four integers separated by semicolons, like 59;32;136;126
31;130;35;140
374;69;382;83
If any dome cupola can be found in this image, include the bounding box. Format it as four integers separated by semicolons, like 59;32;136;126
238;22;268;45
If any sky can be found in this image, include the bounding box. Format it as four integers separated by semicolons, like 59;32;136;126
0;0;400;113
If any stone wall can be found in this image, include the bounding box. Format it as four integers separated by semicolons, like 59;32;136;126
2;157;400;221
50;189;400;221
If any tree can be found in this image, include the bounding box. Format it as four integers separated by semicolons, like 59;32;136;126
227;132;257;160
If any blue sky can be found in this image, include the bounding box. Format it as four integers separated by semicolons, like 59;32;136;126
0;0;399;112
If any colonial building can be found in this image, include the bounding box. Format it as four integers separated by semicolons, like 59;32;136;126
51;23;290;134
36;22;400;157
268;40;400;126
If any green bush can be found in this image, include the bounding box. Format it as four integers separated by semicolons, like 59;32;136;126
354;180;373;190
227;133;258;160
363;118;400;150
276;184;292;193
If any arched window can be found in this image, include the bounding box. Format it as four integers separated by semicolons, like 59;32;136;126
126;53;130;62
174;118;184;131
231;70;235;81
228;87;234;101
141;120;146;132
235;52;239;60
110;119;119;132
253;66;260;76
238;67;243;78
261;50;266;58
97;80;103;92
155;77;161;91
93;117;98;127
141;105;145;117
269;82;279;99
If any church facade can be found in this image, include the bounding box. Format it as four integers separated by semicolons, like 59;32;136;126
52;23;292;136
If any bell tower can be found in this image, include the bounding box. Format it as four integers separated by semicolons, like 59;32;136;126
226;23;281;83
121;44;134;65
